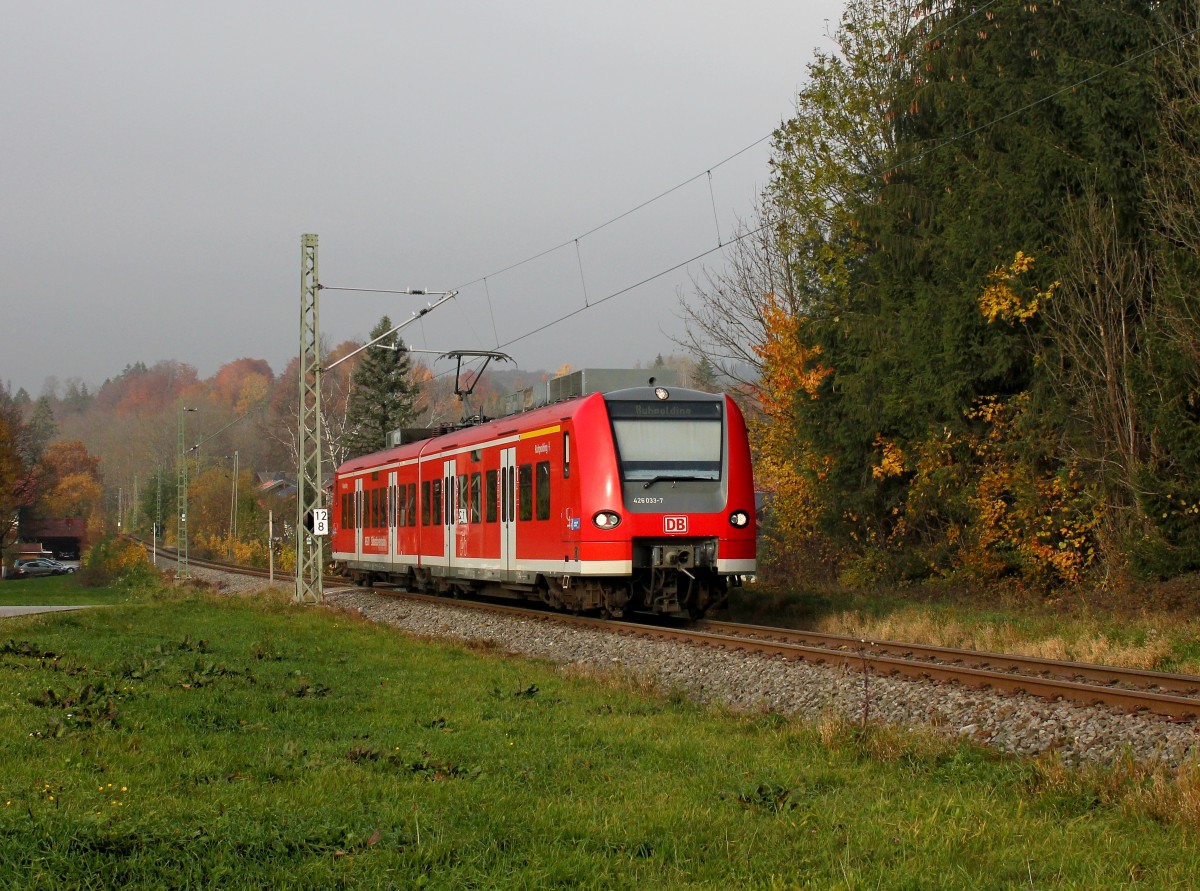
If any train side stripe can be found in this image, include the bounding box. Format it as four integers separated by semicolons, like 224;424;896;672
518;424;561;440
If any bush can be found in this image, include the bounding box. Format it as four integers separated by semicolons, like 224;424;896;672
78;537;159;587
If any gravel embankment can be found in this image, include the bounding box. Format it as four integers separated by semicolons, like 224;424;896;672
190;565;1200;768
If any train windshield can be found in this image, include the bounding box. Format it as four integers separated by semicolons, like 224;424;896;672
608;399;723;483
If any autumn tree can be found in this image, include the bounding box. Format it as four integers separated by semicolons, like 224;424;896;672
211;358;274;413
0;413;25;551
0;389;57;547
343;317;418;457
30;440;103;520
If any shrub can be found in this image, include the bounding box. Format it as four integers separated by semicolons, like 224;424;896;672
78;537;158;587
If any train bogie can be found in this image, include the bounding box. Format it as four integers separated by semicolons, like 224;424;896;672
331;385;755;618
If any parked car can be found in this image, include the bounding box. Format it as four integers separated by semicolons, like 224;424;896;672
12;558;74;577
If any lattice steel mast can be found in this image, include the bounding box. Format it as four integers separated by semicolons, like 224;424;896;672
176;404;190;579
294;234;460;604
295;234;324;604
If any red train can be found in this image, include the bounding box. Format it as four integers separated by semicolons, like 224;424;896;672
330;383;756;617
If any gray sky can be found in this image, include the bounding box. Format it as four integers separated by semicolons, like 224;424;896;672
2;1;843;396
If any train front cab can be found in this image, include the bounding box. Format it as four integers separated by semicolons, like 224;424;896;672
571;386;757;617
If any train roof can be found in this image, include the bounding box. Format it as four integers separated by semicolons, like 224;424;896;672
335;391;599;475
335;383;727;475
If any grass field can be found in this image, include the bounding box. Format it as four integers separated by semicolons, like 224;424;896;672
0;573;125;607
2;575;1199;889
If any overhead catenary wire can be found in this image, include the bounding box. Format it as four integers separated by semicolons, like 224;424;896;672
336;13;1200;393
452;134;771;291
456;17;1200;363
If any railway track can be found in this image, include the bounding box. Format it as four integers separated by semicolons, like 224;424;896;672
344;586;1198;721
142;542;1200;721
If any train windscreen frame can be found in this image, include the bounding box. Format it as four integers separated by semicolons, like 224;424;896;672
607;399;723;483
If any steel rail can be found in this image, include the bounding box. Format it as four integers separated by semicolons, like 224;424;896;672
693;620;1200;696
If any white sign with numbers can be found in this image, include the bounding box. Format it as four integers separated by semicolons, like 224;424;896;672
312;508;329;535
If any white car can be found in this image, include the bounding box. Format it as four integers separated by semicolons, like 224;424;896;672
13;558;75;577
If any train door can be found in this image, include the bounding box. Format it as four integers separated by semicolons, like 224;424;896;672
442;458;456;571
387;470;398;566
354;477;364;561
500;447;516;573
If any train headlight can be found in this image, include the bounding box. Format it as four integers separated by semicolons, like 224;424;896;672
592;511;622;529
729;510;750;528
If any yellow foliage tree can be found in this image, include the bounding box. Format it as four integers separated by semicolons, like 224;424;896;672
41;472;103;520
750;292;832;553
899;394;1100;587
978;251;1059;324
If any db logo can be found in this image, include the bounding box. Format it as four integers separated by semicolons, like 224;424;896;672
664;515;688;535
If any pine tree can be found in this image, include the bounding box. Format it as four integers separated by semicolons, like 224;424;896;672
342;316;418;457
691;356;719;393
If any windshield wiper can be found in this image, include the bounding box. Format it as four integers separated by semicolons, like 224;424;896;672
642;475;710;490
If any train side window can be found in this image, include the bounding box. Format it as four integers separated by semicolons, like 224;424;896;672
470;472;481;523
356;490;363;529
407;483;417;527
390;484;398;528
458;474;469;521
518;464;533;522
432;478;443;525
421;481;431;526
485;470;498;523
563;432;570;478
536;461;551;520
373;488;381;528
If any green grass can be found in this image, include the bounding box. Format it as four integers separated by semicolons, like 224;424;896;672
0;573;126;607
1;581;1198;889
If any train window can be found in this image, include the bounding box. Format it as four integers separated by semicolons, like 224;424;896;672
458;474;469;522
356;490;363;530
536;461;551;520
390;485;397;528
371;488;379;528
485;470;498;523
407;484;417;527
470;472;481;523
563;432;570;478
518;464;533;522
432;478;443;525
607;399;724;483
421;481;431;526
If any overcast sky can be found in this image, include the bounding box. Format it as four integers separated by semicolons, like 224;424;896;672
2;1;843;397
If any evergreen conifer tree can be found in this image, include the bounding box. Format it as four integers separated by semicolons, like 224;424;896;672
342;316;417;457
